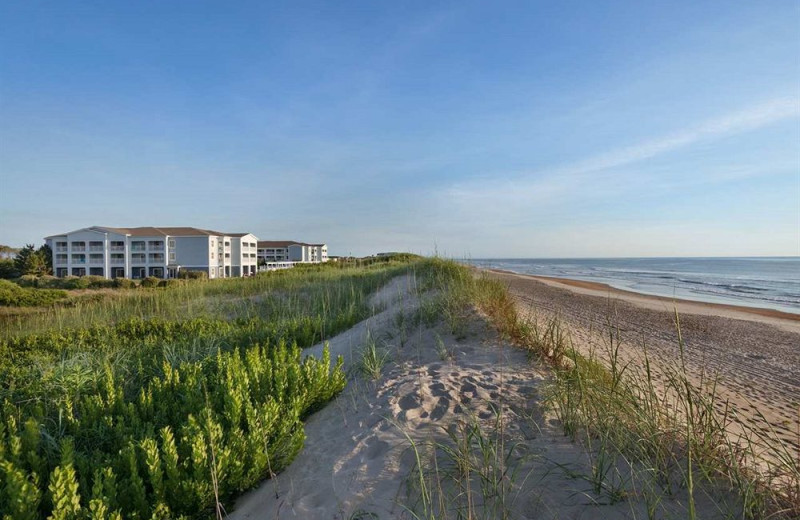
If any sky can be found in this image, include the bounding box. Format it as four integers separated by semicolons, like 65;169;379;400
1;1;798;258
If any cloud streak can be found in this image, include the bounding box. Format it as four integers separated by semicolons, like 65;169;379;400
447;96;800;207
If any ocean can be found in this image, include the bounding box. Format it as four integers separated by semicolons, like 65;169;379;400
465;257;800;314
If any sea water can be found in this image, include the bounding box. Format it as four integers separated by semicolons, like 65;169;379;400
466;257;800;314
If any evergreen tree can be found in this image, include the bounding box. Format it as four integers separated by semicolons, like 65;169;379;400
37;243;53;275
13;244;48;276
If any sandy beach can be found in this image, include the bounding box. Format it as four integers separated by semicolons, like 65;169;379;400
485;269;800;457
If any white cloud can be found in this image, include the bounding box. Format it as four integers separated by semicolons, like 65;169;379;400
444;96;800;212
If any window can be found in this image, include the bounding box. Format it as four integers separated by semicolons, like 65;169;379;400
211;240;215;247
56;268;68;277
169;252;176;262
211;252;215;259
131;241;145;251
225;241;230;247
72;267;86;277
89;267;104;276
168;239;175;248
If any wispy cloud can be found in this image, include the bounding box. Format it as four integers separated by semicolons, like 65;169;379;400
447;96;800;208
555;96;800;178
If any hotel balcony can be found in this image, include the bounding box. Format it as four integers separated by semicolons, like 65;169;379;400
71;246;86;252
131;246;146;252
148;254;165;263
110;245;125;252
89;256;104;265
110;256;125;265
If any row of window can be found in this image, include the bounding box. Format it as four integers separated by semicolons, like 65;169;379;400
55;253;167;264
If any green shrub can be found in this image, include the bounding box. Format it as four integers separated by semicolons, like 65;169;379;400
113;278;137;289
16;274;40;287
178;270;207;280
60;276;91;290
0;279;68;307
158;279;184;289
83;275;114;289
0;258;19;279
140;276;161;288
35;275;61;289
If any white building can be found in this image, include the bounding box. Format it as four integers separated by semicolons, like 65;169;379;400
45;226;259;279
257;241;328;266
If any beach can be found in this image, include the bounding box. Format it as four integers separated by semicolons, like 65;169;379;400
228;265;800;518
485;268;800;457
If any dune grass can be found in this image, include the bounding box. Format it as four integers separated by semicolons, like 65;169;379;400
412;258;799;519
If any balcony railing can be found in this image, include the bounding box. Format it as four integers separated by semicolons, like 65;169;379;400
131;246;146;251
71;246;86;252
55;247;68;252
110;245;125;251
90;246;103;252
89;259;104;265
149;246;164;251
110;258;124;265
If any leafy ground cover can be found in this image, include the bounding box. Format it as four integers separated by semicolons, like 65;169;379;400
0;257;418;519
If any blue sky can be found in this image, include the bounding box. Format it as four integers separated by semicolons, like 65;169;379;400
1;1;798;257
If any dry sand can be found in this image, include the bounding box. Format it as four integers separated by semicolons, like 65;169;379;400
230;273;747;519
486;269;800;460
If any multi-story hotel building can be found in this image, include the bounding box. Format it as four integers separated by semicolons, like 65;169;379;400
45;226;259;279
256;241;328;265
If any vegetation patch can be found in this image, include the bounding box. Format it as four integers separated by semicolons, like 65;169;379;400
0;279;68;307
0;258;420;519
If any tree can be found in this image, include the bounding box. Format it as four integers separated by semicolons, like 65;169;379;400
0;258;18;279
13;244;48;276
38;243;53;274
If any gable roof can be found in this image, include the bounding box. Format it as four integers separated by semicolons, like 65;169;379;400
46;226;251;239
257;240;304;248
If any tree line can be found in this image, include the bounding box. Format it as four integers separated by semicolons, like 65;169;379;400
0;244;52;279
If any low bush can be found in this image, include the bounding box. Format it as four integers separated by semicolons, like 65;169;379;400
35;275;61;288
178;270;208;280
83;275;115;289
140;276;161;288
0;279;68;307
60;276;91;290
158;279;184;289
16;274;40;287
113;278;137;289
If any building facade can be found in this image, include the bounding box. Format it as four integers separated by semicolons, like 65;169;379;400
45;226;259;279
256;241;328;266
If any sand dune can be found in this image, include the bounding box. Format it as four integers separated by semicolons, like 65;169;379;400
230;273;749;519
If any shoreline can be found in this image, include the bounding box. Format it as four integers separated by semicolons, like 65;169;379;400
483;268;800;333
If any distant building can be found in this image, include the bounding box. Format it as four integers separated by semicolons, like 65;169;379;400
45;226;259;279
256;240;328;267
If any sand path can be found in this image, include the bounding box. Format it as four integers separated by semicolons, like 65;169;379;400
230;273;741;519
